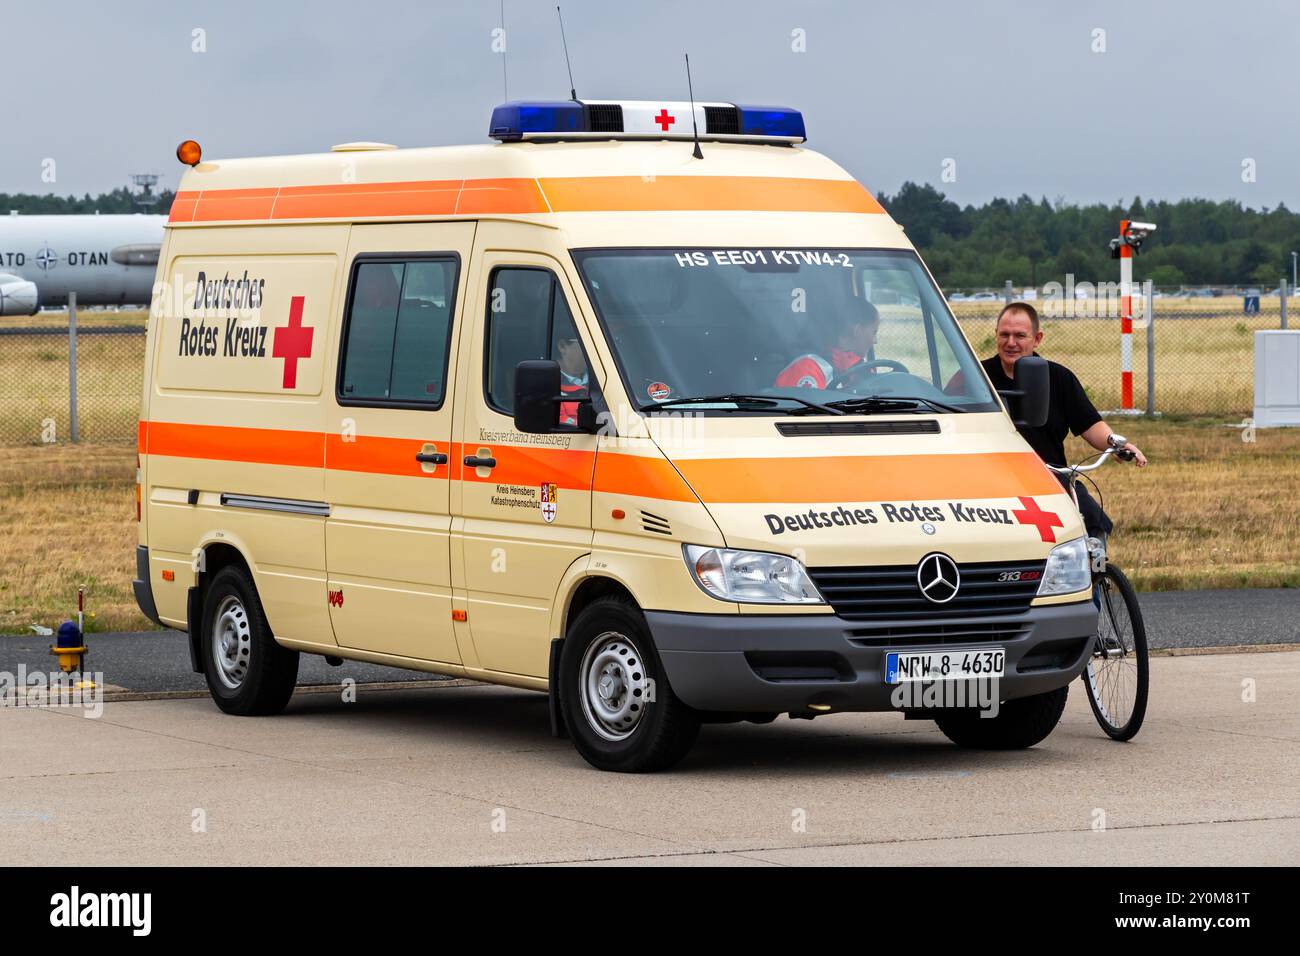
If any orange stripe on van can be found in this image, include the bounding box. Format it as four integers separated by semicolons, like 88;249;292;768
167;175;879;222
461;443;597;489
325;433;452;478
138;422;1055;504
146;421;323;468
167;178;551;223
672;452;1060;504
538;176;884;214
593;452;697;502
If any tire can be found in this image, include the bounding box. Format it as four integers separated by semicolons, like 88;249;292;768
558;596;700;772
200;565;299;716
1083;563;1149;741
934;684;1069;750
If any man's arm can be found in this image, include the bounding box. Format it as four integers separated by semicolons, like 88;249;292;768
1060;364;1148;466
1080;421;1148;466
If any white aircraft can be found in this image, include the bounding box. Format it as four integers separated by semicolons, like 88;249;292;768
0;213;164;315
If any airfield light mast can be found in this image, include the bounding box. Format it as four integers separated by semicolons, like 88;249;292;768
1109;220;1156;411
129;173;160;211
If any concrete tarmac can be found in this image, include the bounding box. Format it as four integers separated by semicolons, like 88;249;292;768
1;649;1295;866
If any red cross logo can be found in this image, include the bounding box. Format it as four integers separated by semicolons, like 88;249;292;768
654;108;676;132
272;295;313;389
1012;496;1064;543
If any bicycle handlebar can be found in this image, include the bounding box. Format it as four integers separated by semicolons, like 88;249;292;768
1045;433;1131;478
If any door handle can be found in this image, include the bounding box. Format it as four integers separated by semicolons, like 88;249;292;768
463;455;497;469
415;452;448;465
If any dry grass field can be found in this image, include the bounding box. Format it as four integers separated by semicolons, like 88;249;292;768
0;422;1295;635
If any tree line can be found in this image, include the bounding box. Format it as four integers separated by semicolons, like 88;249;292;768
878;182;1300;290
1;188;176;216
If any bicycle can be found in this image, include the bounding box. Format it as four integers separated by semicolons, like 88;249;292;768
1045;434;1149;741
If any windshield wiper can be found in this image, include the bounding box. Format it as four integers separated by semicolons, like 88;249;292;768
827;395;965;415
649;393;845;415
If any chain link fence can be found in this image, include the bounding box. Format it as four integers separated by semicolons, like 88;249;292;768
951;287;1291;421
0;321;145;445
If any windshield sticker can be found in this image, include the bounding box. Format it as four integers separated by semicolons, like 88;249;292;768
674;250;853;269
646;382;672;402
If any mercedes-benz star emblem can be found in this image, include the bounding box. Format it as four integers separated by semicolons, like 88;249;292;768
916;552;960;604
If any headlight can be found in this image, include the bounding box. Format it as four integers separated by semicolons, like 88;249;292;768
683;544;825;604
1036;536;1091;596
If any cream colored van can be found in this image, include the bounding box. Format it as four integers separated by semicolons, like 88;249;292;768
134;102;1095;771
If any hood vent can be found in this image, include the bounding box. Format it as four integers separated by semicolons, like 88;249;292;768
641;510;672;535
775;420;940;437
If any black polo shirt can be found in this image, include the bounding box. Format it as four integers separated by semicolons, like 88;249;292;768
982;354;1102;468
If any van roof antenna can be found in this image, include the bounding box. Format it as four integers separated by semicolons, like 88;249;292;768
557;6;577;100
685;53;703;159
501;0;509;100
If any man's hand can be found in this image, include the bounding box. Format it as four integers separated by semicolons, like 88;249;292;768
1081;422;1147;466
1121;441;1148;467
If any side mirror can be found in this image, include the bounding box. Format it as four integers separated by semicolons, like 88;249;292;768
514;360;562;433
998;355;1050;428
513;360;600;433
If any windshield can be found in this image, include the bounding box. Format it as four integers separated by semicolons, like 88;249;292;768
572;248;998;414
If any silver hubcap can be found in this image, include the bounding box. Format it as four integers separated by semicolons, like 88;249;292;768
578;632;649;741
212;595;252;690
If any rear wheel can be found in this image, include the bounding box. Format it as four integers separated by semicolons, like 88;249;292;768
558;597;700;772
1083;563;1149;740
934;685;1069;750
201;565;299;716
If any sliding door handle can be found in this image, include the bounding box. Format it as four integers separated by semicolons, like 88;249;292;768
415;452;448;465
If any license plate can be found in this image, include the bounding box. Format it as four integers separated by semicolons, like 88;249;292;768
884;647;1005;684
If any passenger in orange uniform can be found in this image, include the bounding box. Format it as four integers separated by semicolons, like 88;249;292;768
557;334;588;426
775;302;881;389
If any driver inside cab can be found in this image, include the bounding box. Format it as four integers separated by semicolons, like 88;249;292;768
775;301;881;389
556;333;589;426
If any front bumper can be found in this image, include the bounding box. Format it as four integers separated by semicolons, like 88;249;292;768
649;600;1096;713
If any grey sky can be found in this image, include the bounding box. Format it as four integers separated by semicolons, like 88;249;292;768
6;0;1296;208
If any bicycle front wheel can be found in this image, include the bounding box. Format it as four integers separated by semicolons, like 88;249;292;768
1083;563;1149;740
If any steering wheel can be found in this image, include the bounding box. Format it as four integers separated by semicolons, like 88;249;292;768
832;358;910;389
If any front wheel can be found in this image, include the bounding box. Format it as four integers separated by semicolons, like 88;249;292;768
558;597;700;772
934;685;1069;750
1083;563;1149;740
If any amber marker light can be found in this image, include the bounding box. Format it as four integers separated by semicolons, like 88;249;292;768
176;140;202;166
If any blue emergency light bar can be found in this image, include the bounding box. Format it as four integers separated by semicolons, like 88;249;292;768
488;99;806;144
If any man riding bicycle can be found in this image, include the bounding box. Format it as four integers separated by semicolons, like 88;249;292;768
949;301;1147;537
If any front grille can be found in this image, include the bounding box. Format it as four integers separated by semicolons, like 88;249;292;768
847;621;1032;648
586;104;624;132
809;560;1045;621
704;105;741;135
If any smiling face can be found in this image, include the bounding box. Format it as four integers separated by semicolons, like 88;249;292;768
995;309;1043;373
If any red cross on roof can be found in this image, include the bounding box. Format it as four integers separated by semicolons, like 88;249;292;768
654;108;676;132
272;295;313;389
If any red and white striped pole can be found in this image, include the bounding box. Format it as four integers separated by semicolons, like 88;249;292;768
1118;219;1134;409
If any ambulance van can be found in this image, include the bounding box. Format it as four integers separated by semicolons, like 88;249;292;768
134;100;1095;772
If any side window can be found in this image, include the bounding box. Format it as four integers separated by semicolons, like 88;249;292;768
339;256;458;406
485;267;588;415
